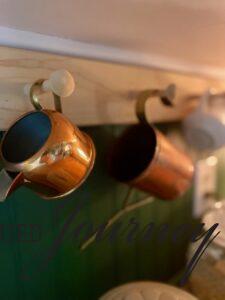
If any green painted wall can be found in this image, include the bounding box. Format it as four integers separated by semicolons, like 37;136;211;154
0;126;194;300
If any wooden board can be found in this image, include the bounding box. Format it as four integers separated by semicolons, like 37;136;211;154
0;46;225;130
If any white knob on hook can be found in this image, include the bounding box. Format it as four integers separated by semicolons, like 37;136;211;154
42;69;75;97
24;69;75;98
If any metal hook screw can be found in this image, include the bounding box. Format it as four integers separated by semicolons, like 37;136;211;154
25;70;75;113
29;79;63;113
136;84;176;124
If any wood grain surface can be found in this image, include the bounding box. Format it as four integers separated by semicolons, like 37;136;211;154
0;46;225;130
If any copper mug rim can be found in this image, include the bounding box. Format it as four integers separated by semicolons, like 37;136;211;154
1;110;54;171
109;123;159;182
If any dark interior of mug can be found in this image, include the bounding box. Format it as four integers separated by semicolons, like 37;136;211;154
2;111;51;163
109;124;157;182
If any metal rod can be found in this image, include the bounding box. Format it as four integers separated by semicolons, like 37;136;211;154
30;79;63;113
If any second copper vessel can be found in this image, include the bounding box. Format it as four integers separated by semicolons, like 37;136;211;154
109;85;194;200
109;123;194;200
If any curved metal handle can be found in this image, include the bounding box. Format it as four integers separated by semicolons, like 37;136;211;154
135;84;176;124
0;169;24;202
30;79;62;113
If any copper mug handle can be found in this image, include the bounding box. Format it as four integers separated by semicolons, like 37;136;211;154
0;169;24;202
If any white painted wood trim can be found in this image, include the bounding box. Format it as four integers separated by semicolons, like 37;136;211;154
0;26;225;79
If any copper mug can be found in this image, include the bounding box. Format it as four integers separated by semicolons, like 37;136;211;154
0;82;95;201
109;87;194;200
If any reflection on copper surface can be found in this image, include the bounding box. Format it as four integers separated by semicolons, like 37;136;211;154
0;110;95;200
109;124;194;200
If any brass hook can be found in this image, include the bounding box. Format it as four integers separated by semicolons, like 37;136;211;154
136;84;176;123
30;79;62;113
